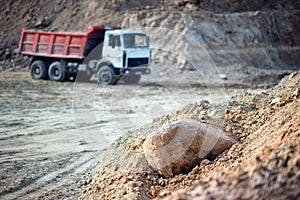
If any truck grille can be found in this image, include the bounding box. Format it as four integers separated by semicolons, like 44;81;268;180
128;58;149;67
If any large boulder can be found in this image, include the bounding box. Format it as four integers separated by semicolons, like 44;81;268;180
143;119;237;177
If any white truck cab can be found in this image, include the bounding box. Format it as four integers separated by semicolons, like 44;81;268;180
96;30;151;85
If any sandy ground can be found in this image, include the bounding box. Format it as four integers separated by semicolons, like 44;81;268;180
0;69;265;199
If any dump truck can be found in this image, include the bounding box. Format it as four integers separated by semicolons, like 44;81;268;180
18;26;151;85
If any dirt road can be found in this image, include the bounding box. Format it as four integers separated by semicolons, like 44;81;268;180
0;71;262;199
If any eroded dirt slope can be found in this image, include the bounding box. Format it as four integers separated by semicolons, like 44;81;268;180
1;0;299;80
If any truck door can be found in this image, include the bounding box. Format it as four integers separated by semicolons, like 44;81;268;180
104;35;123;68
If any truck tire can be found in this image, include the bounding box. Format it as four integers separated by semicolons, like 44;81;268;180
123;75;141;85
97;66;116;85
30;60;48;80
48;61;66;82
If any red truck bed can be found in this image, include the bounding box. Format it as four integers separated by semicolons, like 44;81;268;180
19;26;117;59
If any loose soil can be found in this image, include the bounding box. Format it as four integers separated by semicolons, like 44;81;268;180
0;70;254;199
81;72;300;200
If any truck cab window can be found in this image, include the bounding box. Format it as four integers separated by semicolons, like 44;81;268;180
123;34;148;48
109;35;121;48
115;36;121;47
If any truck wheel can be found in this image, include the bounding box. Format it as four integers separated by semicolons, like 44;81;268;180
123;75;141;85
97;66;116;85
30;60;48;80
48;61;66;82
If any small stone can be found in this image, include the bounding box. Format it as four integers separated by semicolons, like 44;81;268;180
200;159;211;166
158;189;172;197
271;97;281;105
128;109;135;114
219;74;228;80
149;186;162;197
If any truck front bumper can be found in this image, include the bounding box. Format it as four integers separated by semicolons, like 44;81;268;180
123;67;151;75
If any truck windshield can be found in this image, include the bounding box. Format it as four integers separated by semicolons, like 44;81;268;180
123;34;148;48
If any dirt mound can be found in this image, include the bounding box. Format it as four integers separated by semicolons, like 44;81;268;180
159;92;300;199
80;72;299;199
159;104;300;199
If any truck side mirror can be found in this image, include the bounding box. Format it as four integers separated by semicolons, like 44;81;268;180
147;36;150;46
